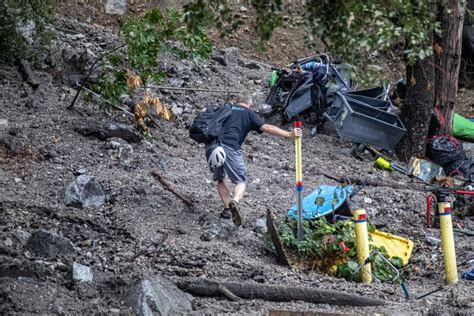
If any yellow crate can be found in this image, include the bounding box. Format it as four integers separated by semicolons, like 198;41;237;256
369;230;414;266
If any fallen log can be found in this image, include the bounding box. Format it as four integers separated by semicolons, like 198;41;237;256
19;59;39;88
266;209;291;266
177;279;385;306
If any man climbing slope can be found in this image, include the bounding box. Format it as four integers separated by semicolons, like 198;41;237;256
206;90;303;226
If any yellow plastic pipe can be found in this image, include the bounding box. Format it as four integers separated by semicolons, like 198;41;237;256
438;202;458;284
353;209;372;283
294;121;303;240
294;138;302;183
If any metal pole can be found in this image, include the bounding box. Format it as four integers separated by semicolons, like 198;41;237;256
144;86;240;94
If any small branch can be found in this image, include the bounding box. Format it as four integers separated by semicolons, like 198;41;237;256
151;169;195;208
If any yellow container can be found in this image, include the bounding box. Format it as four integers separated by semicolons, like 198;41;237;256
374;157;394;172
369;230;414;266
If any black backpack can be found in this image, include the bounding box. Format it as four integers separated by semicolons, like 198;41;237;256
189;104;232;144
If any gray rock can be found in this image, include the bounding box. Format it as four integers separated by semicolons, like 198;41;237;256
13;229;31;246
221;47;241;66
198;214;235;240
426;236;441;246
16;20;36;45
105;0;127;15
0;135;22;155
254;218;267;234
126;275;192;316
74;121;142;143
25;229;74;259
171;104;184;117
64;175;105;209
0;119;8;131
71;262;93;283
106;137;134;165
256;102;273;116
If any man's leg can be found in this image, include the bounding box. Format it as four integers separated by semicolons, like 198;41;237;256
217;179;232;208
232;182;246;203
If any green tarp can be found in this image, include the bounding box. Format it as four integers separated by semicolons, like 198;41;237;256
453;113;474;142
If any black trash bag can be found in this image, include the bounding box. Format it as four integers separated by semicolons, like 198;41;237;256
426;136;467;167
445;159;474;182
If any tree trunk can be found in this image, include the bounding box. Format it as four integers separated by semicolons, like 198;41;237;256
178;279;386;306
434;0;466;135
396;54;435;162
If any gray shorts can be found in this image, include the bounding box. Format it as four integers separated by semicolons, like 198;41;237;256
205;143;246;184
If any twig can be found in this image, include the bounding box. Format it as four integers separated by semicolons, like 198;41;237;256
151;169;195;208
80;85;134;116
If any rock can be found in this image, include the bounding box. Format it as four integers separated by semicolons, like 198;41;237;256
64;175;105;209
105;137;134;165
25;229;74;259
125;275;192;316
211;55;226;66
0;119;8;132
171;103;184;117
238;59;262;70
16;20;36;45
0;135;22;155
74;168;87;176
221;47;241;66
198;214;235;240
254;218;267;234
105;0;127;15
364;197;373;204
257;103;273;115
426;236;441;246
56;262;69;272
169;77;184;87
74;121;142;143
3;237;13;247
13;229;31;246
71;262;93;283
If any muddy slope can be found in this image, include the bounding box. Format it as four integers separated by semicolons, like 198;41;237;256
1;18;473;315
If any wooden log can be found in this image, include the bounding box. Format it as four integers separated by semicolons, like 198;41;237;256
19;59;39;88
178;279;385;306
266;209;292;266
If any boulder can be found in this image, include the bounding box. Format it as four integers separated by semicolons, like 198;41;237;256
64;175;105;209
105;0;127;15
125;275;192;316
71;262;93;283
25;229;74;259
221;47;241;66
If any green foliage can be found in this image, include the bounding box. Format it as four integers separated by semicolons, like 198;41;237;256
183;0;441;83
276;217;406;283
0;0;55;63
98;8;212;109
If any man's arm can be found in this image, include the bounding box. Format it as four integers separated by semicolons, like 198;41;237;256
260;124;302;139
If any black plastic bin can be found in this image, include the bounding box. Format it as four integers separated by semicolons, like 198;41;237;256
324;92;407;150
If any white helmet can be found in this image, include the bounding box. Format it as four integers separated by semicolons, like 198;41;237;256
207;146;226;169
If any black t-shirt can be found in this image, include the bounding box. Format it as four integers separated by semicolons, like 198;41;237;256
222;104;265;149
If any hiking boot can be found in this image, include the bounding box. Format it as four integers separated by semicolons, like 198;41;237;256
220;208;231;219
228;200;242;226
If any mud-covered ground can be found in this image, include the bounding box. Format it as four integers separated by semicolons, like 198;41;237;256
1;17;474;315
